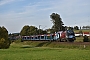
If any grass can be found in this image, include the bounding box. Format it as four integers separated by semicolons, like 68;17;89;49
0;41;90;60
75;37;84;42
74;29;90;33
75;36;90;42
0;43;90;60
0;33;90;60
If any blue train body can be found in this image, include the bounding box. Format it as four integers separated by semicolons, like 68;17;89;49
21;34;55;41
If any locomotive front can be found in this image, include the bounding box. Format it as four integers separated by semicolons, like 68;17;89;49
66;30;76;42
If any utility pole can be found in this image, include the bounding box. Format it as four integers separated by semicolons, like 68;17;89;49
39;25;41;40
39;25;41;34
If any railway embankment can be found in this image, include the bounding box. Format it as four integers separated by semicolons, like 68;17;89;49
17;41;90;49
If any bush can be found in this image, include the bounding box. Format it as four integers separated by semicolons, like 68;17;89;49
83;35;89;42
0;38;10;49
0;26;11;49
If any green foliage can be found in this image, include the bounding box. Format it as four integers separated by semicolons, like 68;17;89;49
20;25;37;36
82;26;90;29
74;26;79;30
0;26;10;49
67;26;73;30
79;30;83;34
50;13;64;32
0;38;5;48
46;28;55;33
0;43;90;60
20;25;47;36
83;35;89;42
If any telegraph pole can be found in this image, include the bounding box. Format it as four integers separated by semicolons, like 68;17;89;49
39;25;41;34
39;25;41;40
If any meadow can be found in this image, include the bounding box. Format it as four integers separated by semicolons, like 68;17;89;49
0;40;90;60
0;47;90;60
74;29;90;33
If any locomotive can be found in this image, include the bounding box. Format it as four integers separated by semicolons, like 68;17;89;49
21;30;76;42
56;30;76;42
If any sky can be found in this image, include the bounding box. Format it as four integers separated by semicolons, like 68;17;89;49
0;0;90;33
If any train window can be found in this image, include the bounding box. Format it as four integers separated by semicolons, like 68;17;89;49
38;36;40;39
35;37;37;39
27;37;30;39
41;36;44;39
67;30;74;33
31;37;33;39
67;30;74;35
24;37;26;39
47;36;51;39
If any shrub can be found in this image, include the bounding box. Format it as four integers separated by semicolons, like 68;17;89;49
0;38;10;49
0;26;11;49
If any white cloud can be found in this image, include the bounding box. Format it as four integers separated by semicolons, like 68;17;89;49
0;0;15;6
0;0;25;6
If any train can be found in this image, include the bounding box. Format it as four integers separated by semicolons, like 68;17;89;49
21;29;76;42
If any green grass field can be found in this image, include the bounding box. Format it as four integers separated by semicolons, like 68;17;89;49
0;41;90;60
74;29;90;33
0;47;90;60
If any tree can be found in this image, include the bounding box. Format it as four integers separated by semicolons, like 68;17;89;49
46;28;55;34
20;25;30;36
29;26;38;35
67;26;73;30
50;13;64;32
20;25;47;36
0;26;10;49
74;26;79;30
82;26;90;29
20;25;37;36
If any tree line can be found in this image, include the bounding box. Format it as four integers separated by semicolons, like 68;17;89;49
82;26;90;29
20;25;47;36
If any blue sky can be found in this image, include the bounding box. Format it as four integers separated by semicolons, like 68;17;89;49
0;0;90;33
